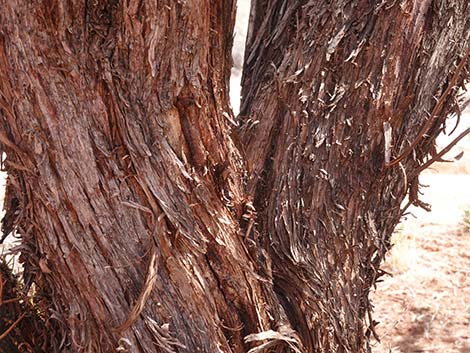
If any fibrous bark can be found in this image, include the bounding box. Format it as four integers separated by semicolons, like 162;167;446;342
0;0;468;353
0;1;272;352
239;1;470;352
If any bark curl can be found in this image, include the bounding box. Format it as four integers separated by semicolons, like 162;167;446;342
0;0;469;352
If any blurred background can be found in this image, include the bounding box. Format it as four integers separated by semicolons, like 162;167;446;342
230;1;470;352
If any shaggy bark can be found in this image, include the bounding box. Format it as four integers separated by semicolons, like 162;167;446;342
239;1;470;352
0;1;274;352
0;0;468;353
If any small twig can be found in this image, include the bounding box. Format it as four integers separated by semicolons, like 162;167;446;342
387;46;470;167
1;297;21;305
448;99;462;136
366;304;380;342
415;127;470;173
0;311;26;341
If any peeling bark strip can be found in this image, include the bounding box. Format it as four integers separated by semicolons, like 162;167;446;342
0;0;468;353
240;0;470;352
0;1;272;352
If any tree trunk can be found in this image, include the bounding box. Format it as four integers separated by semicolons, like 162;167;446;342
238;1;470;352
0;1;272;352
0;1;469;353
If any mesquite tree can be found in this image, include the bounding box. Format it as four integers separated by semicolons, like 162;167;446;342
0;1;469;352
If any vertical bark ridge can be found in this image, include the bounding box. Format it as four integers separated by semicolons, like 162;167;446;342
0;1;274;352
239;1;470;352
0;0;469;352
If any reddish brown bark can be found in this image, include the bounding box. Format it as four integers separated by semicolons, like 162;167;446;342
0;1;469;353
239;1;470;351
0;1;273;352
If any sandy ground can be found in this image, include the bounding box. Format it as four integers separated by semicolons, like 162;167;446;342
370;161;470;353
371;222;470;353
